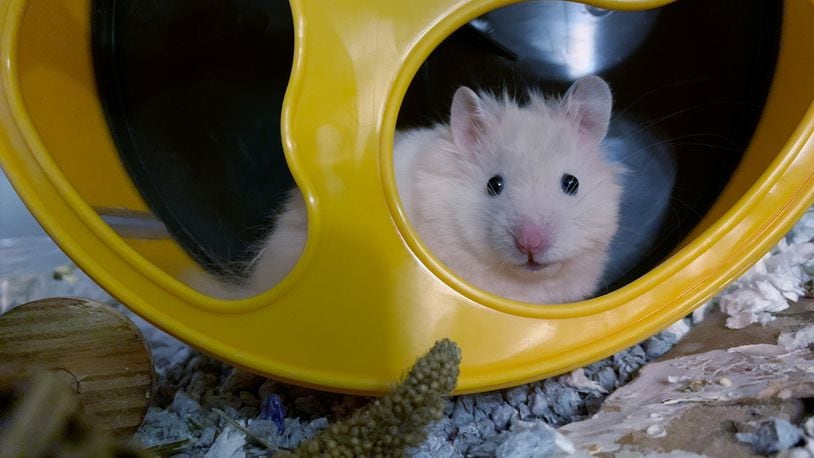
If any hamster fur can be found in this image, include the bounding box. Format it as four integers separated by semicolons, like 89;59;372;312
198;75;623;304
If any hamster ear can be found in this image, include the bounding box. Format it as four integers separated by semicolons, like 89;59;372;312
562;75;613;143
450;86;488;154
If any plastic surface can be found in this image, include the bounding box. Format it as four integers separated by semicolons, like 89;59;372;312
1;0;813;394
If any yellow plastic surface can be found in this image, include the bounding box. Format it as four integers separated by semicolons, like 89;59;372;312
1;0;814;394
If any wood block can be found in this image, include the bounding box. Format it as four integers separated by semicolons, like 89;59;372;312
0;298;154;437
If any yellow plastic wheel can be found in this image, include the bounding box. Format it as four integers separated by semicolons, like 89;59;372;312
1;0;813;394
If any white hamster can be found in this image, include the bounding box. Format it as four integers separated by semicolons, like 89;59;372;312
202;75;623;304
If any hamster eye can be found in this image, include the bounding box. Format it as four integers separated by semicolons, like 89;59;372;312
486;175;504;196
561;174;579;196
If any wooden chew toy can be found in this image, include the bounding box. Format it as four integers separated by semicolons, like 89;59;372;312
0;298;154;437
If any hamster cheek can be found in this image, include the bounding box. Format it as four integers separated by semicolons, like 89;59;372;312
551;203;605;258
453;192;490;248
561;197;618;255
486;219;513;261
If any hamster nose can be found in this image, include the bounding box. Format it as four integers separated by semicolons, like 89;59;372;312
513;223;547;255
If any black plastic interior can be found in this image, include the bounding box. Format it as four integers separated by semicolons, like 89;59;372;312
92;0;782;290
92;0;296;276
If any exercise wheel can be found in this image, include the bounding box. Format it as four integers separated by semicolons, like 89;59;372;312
1;0;813;394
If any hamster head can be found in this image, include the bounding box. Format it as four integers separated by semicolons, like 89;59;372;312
441;75;623;282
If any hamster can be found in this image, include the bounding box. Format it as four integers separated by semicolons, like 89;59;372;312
200;75;623;304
